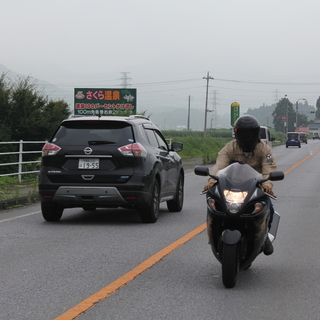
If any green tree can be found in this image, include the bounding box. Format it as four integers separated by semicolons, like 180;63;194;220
297;113;308;127
296;103;308;127
0;73;71;174
0;73;15;174
0;73;12;140
272;97;295;132
4;76;70;141
6;76;47;141
316;96;320;119
39;100;70;139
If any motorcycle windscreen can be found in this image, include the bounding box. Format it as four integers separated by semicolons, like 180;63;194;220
216;162;262;184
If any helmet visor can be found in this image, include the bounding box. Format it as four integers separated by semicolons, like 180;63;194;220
236;128;260;152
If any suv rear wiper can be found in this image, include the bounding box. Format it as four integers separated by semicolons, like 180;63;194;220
88;140;115;145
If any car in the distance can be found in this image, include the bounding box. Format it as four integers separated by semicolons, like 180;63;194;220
259;126;275;148
313;132;319;140
286;132;301;148
299;132;308;144
39;115;184;223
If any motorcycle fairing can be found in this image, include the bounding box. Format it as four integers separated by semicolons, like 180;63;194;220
206;163;271;269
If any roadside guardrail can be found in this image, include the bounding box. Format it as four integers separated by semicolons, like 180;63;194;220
0;140;45;183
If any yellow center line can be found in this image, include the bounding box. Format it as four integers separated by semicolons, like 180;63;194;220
55;147;320;320
54;223;206;320
283;148;320;175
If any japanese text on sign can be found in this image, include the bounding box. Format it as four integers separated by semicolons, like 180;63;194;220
74;88;137;115
230;102;240;126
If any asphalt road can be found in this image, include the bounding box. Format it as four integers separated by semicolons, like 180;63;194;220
1;140;320;320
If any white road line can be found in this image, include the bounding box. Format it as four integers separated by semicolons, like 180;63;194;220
0;211;40;223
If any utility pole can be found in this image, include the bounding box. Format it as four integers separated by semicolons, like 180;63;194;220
212;90;218;129
203;71;214;137
187;95;191;130
295;98;306;128
285;95;288;134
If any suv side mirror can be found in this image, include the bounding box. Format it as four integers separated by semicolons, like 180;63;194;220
170;142;183;152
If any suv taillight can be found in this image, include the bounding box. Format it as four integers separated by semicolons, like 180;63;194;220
42;142;61;156
118;143;147;157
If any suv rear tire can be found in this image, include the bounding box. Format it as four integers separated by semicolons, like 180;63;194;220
41;202;63;222
167;173;184;212
140;180;160;223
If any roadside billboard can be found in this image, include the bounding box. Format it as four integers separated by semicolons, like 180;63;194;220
295;127;310;132
74;88;137;116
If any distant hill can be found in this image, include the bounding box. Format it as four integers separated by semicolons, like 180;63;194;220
246;104;276;127
0;63;73;109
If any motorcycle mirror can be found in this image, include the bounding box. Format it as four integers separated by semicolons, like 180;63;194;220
268;171;285;181
194;166;209;176
257;171;284;186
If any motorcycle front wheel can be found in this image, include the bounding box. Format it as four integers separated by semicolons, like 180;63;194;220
221;243;240;288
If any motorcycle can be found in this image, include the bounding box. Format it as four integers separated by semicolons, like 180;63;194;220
195;162;284;288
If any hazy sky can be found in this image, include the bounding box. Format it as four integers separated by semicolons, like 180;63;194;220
2;0;320;118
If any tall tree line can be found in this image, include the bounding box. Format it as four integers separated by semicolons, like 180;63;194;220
248;98;315;132
0;73;70;141
0;73;70;174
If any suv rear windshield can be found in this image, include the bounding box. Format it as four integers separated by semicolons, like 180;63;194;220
51;120;134;146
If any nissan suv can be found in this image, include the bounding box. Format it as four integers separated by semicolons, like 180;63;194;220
39;115;184;223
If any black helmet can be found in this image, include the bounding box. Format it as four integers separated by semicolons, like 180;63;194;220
234;115;260;152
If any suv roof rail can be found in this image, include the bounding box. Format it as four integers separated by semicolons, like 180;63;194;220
128;115;150;120
66;114;151;121
68;114;85;119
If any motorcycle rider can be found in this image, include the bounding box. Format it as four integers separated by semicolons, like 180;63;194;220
204;115;277;255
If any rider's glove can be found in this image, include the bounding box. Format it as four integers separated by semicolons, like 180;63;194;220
262;185;275;197
204;181;215;191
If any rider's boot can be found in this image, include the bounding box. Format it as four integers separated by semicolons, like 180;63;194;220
263;235;274;255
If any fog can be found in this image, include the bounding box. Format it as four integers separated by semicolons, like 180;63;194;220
1;0;320;129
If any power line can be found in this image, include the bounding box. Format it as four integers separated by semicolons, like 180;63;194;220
215;78;320;86
36;76;320;89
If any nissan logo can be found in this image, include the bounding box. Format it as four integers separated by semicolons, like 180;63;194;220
84;147;93;155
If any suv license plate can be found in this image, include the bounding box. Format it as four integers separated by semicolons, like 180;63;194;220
78;159;99;169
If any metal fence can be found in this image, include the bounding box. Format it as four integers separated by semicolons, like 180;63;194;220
0;139;174;183
0;140;45;182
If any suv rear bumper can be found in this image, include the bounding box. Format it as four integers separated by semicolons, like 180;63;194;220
286;142;300;146
54;186;127;205
39;185;152;208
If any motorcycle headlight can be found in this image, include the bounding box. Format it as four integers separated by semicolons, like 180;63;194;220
224;190;248;214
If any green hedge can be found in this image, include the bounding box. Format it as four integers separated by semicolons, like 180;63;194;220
162;129;233;138
164;128;285;164
167;136;232;164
